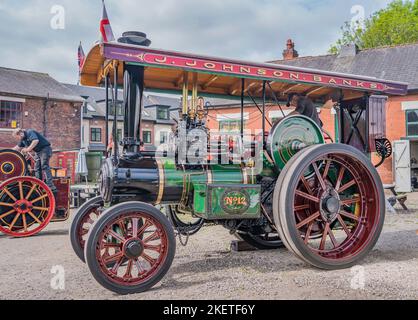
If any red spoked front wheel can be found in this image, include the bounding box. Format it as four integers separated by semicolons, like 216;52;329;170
0;176;55;237
84;202;176;295
274;144;385;269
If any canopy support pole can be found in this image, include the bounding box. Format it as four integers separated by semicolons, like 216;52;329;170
182;71;189;118
113;63;118;162
262;80;266;150
105;74;109;157
240;78;245;141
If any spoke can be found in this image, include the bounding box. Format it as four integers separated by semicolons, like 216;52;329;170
0;202;14;207
107;230;126;243
27;211;43;224
22;213;28;232
295;190;319;203
304;222;314;244
294;204;310;211
296;211;320;229
135;258;146;274
322;160;331;180
111;256;125;274
328;228;338;248
300;176;313;195
25;183;37;200
312;162;326;190
18;181;24;200
101;242;121;249
137;219;152;237
337;214;352;237
30;193;48;204
335;167;346;191
340;210;360;222
103;251;124;264
3;187;17;202
124;260;134;278
341;197;361;206
319;223;330;251
338;180;357;193
143;230;160;243
141;252;156;266
117;222;128;237
9;213;20;230
0;209;16;219
144;244;162;253
32;206;49;211
132;218;139;238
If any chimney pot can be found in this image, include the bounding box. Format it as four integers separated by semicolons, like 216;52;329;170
283;39;299;60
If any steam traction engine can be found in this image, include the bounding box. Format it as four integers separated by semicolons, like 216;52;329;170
70;35;408;294
0;150;71;237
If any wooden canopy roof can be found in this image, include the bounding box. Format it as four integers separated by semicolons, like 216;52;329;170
80;42;409;101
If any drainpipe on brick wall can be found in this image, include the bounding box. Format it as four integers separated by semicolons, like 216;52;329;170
43;93;49;136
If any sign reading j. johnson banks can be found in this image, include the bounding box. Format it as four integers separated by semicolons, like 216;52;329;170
104;43;408;95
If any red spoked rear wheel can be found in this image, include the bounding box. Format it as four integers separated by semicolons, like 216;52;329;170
84;202;176;295
0;176;55;237
274;144;385;269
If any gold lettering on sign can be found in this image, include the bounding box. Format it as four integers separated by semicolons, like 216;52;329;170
343;79;352;86
273;71;284;78
290;73;299;80
314;75;322;82
329;78;337;85
223;65;234;72
370;83;378;89
257;69;267;75
357;81;364;87
240;67;251;74
204;63;216;69
186;60;197;67
154;56;167;63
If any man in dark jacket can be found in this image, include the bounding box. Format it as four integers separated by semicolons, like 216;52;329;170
13;128;56;192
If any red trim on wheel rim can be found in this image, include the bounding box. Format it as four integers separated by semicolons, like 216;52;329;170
0;177;55;237
292;154;380;260
94;212;169;286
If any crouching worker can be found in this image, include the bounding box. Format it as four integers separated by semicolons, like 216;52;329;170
12;128;57;192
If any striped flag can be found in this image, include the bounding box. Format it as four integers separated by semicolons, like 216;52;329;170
78;42;85;71
100;0;115;43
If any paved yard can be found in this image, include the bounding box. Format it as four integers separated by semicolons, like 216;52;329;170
0;195;417;300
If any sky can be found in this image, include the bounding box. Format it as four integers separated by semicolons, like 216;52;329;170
0;0;394;84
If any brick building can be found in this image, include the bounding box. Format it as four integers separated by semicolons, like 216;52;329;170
0;67;83;151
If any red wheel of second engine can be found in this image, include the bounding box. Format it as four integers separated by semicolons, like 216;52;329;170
0;176;55;237
274;144;385;269
0;149;28;182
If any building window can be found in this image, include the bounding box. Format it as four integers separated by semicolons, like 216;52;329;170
406;110;418;137
157;107;170;120
160;131;168;144
108;102;123;117
219;120;246;132
0;101;22;129
90;128;102;142
143;130;152;144
117;129;123;143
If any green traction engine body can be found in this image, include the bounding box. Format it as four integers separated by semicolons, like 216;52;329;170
99;114;324;222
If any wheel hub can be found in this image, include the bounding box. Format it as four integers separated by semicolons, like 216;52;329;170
123;239;144;259
1;162;14;174
320;188;341;222
14;199;33;214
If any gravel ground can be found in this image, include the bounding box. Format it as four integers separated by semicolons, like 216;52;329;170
0;194;417;300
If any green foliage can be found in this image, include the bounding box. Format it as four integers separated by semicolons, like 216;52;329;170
329;0;418;54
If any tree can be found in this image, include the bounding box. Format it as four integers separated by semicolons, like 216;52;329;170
329;0;418;54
